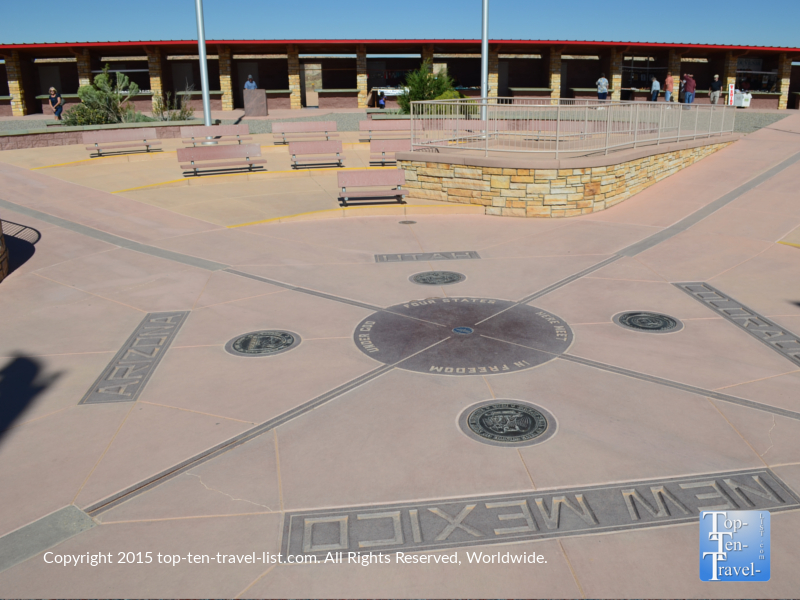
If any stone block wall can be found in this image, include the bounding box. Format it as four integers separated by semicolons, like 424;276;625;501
288;45;301;109
399;141;733;218
778;53;792;110
356;45;368;109
548;50;562;103
218;46;234;111
5;51;27;117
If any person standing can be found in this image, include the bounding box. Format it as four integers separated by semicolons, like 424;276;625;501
684;73;696;104
664;71;674;103
48;87;63;121
596;72;609;100
650;76;661;102
244;75;257;90
709;74;722;104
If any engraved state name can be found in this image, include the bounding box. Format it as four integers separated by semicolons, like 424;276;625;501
282;469;799;556
429;360;532;374
376;251;481;263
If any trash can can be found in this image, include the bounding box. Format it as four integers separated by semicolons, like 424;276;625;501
734;92;752;108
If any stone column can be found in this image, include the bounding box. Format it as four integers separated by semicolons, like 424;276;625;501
777;53;792;110
218;45;234;111
146;48;165;111
422;44;434;68
610;48;623;101
488;46;499;98
548;48;562;104
668;49;682;102
4;51;28;116
288;44;301;109
723;51;738;92
356;44;368;108
75;49;92;88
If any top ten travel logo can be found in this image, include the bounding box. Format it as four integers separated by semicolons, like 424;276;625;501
699;511;770;581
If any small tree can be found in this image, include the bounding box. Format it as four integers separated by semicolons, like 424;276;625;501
397;60;457;114
152;89;195;121
64;65;152;125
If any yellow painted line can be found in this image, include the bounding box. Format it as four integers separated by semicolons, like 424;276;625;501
31;150;179;170
227;204;481;229
778;241;800;249
112;166;396;194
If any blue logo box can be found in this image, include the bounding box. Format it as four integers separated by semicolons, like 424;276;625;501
699;510;770;581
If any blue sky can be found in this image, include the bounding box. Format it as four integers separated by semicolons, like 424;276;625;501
1;0;798;47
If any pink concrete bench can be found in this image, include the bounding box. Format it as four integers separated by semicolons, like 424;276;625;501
338;170;407;206
83;128;161;156
176;144;266;175
180;124;252;146
289;140;346;169
272;121;339;144
370;139;412;166
358;119;411;141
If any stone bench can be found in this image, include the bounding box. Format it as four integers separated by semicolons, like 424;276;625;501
359;119;411;141
83;128;162;156
338;170;407;206
370;139;412;166
177;144;266;175
272;121;339;145
289;140;346;169
181;124;252;146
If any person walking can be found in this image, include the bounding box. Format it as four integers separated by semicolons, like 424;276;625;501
596;72;609;100
684;73;696;104
47;87;63;121
650;76;661;102
709;74;722;104
664;71;674;103
244;75;257;90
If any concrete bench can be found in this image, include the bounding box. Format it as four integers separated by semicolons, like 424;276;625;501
370;139;412;166
338;170;407;206
181;124;252;146
176;144;266;175
289;140;346;169
272;121;339;144
359;119;411;141
83;128;161;156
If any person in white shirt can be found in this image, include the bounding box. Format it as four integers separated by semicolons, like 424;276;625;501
650;76;661;102
596;73;609;100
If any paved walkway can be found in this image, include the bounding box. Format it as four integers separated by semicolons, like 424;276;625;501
0;113;799;598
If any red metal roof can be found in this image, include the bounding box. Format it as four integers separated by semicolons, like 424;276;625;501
1;39;799;52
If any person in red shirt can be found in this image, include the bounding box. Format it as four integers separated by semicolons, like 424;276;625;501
664;72;674;103
684;74;697;104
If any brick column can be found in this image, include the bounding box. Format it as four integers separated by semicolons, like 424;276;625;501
4;51;28;116
723;51;738;91
75;49;92;88
218;45;234;111
422;44;434;68
610;48;623;101
488;47;499;98
668;50;682;102
549;48;562;104
288;44;301;109
777;53;792;110
146;48;165;111
356;44;368;108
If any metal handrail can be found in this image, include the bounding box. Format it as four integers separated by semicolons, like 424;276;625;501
410;97;736;158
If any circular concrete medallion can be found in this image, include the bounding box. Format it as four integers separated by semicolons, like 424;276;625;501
410;271;466;286
225;330;300;357
459;400;557;447
354;297;573;375
399;221;417;224
613;311;683;334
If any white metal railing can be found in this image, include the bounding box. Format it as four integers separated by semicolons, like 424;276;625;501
410;97;736;158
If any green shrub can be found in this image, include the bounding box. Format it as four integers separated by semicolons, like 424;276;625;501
152;90;195;121
397;60;457;114
433;89;466;101
63;65;153;126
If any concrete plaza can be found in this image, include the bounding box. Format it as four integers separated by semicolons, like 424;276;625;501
0;111;799;598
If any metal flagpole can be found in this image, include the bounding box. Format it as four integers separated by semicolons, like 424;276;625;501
194;0;213;129
480;0;489;122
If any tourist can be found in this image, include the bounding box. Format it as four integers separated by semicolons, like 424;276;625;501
378;91;386;109
684;73;696;104
48;87;63;121
244;75;257;90
664;71;674;102
596;72;609;100
709;74;722;104
650;76;660;102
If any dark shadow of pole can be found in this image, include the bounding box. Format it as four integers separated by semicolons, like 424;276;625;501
0;355;62;437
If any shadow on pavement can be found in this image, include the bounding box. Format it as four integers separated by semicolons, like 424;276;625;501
0;355;62;438
1;220;41;275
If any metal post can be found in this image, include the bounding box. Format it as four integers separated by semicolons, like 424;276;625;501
708;105;714;137
677;101;682;142
555;102;561;158
583;104;588;142
604;102;611;155
480;0;489;122
693;105;698;140
633;103;639;148
194;0;212;129
657;103;662;145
